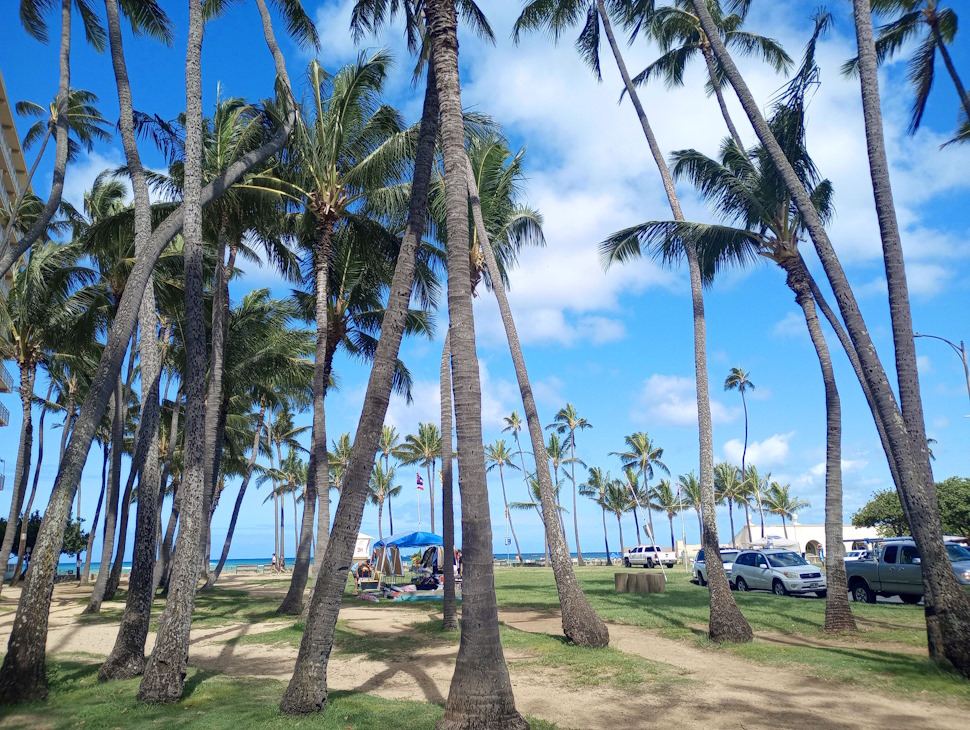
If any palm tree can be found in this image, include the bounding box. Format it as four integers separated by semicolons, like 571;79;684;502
509;473;568;561
679;471;703;539
485;440;523;563
0;242;98;594
377;426;400;533
440;334;459;630
579;467;613;565
368;462;401;540
621;466;643;539
690;0;967;664
843;0;968;134
744;465;770;539
630;0;790;148
545;432;571;543
652;479;680;552
713;463;746;548
724;366;754;494
397;423;442;533
612;432;668;549
502;410;532;502
549;404;591;565
601;477;634;555
764;482;809;538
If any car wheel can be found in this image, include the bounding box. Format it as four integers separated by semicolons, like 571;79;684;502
624;558;631;568
851;582;876;604
697;572;707;587
815;590;827;598
735;578;748;592
772;580;788;597
900;594;922;605
646;559;654;569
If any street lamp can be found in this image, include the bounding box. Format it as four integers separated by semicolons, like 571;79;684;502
914;333;970;414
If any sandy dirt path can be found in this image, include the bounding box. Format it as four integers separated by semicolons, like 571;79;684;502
1;578;966;729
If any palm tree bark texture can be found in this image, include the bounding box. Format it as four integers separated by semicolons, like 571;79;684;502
692;0;970;672
278;54;439;716
468;155;608;649
440;333;459;631
596;0;750;643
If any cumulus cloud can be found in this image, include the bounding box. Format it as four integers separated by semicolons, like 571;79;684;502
773;312;806;338
636;374;739;427
723;433;794;467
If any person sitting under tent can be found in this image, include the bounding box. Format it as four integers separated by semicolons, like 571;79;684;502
355;559;373;589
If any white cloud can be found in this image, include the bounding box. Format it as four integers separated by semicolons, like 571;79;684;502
532;375;565;407
808;458;869;477
773;312;806;338
917;354;932;375
62;149;127;211
723;432;794;468
636;374;739;427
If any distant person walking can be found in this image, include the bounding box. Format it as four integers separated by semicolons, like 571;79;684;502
76;555;82;581
271;552;278;573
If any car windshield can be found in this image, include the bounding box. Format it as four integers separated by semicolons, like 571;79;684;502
767;552;808;567
946;544;970;562
721;551;739;561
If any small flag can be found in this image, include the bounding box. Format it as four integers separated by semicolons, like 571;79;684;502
416;473;424;490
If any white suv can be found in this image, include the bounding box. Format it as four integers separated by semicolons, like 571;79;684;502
692;548;740;586
624;545;677;569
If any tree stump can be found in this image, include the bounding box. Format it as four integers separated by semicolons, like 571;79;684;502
615;572;666;594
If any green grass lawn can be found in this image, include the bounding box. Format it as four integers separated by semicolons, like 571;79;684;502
0;660;560;730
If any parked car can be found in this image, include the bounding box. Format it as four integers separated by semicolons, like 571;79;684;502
624;545;677;568
731;549;827;597
845;538;970;604
844;550;869;562
692;548;740;586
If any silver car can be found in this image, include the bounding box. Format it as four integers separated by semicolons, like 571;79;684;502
692;548;740;586
731;549;826;597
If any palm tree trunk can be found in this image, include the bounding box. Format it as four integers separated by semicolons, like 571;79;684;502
104;470;135;601
597;0;750;641
440;334;459;631
669;515;676;554
154;395;182;594
85;377;124;614
0;0;71;279
930;18;970;124
569;438;583;565
207;410;265;588
467;156;608;648
279;49;439;717
426;5;527;725
780;514;788;539
702;44;744;149
137;0;206;702
602;507;611;565
0;2;299;702
555;465;568;546
0;364;35;595
377;501;384;541
786;257;856;632
742;503;753;544
284;225;331;615
727;500;736;549
617;514;625;556
497;465;522;563
645;477;657;545
203;219;230;535
155;490;179;595
428;462;435;534
83;449;109;584
11;379;52;587
280;494;286;568
695;0;968;666
387;490;394;535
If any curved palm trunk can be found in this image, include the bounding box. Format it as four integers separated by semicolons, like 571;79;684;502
155;491;179;595
631;502;640;539
701;44;744;149
387;491;394;535
726;500;736;549
644;475;657;546
929;18;970;123
0;14;297;702
616;514;625;556
104;472;135;601
568;438;583;565
441;335;459;631
693;0;969;669
780;514;788;539
467;157;607;648
85;377;124;614
377;500;384;541
83;450;109;583
10;377;49;588
0;364;35;594
428;462;435;534
668;514;676;553
785;257;856;632
597;0;750;642
601;507;611;565
497;464;522;563
154;397;182;594
429;5;528;723
0;0;71;279
279;54;439;715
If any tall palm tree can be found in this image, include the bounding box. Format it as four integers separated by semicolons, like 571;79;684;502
397;423;442;532
377;426;400;533
579;467;613;565
724;366;754;493
368;462;401;540
502;410;532;501
652;478;680;551
679;471;703;539
612;432;668;549
630;0;790;148
690;0;968;665
425;2;528;724
744;464;769;539
601;477;634;555
509;473;568;558
621;466;643;539
485;440;523;563
549;403;591;565
843;0;968;134
516;0;751;643
440;334;459;630
713;463;746;548
545;431;571;543
764;482;809;539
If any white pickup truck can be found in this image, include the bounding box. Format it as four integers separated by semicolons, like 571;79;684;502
624;545;678;569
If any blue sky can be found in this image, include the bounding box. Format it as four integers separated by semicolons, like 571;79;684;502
1;0;968;563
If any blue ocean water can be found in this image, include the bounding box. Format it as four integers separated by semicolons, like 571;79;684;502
53;557;271;576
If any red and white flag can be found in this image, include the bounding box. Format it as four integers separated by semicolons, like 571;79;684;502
416;473;424;491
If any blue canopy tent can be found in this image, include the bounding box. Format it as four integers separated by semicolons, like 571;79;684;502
372;531;442;549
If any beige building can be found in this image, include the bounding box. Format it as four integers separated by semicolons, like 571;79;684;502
733;517;880;559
